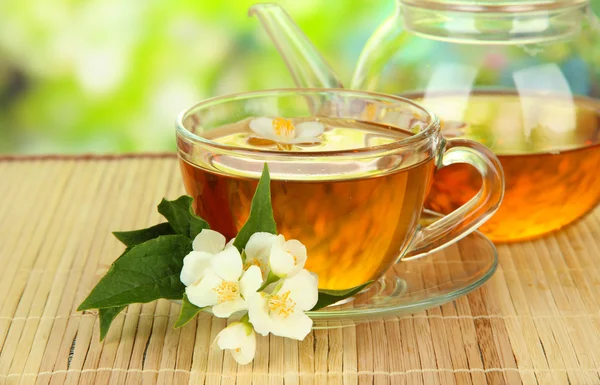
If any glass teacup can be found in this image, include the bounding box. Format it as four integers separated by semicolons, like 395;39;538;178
176;89;504;290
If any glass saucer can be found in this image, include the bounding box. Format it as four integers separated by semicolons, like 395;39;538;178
309;210;498;328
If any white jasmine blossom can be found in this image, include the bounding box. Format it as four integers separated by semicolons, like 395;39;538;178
269;235;307;278
249;117;324;144
186;247;263;318
243;232;277;278
179;229;320;363
180;229;228;286
216;321;256;365
245;233;307;279
247;269;318;340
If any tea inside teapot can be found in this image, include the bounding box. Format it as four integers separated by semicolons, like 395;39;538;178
250;1;600;242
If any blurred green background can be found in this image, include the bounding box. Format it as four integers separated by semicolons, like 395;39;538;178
1;0;599;154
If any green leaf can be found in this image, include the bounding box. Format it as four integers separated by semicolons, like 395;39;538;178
113;223;175;247
158;196;210;239
311;281;373;311
113;246;133;263
257;271;280;292
174;294;204;328
99;306;126;341
233;164;277;251
77;235;193;310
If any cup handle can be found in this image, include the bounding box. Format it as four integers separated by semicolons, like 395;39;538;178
403;138;505;260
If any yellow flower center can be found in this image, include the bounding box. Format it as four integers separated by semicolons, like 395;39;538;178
244;258;266;272
212;281;240;304
272;118;295;137
268;290;296;318
235;348;241;353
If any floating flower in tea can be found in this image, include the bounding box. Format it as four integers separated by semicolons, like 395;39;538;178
249;117;324;144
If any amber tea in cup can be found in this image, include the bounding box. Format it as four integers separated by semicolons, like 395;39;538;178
180;119;434;290
176;90;504;290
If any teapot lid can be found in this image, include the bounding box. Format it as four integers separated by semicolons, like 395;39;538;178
400;0;588;12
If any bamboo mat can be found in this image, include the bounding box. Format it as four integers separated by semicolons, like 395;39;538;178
1;155;600;385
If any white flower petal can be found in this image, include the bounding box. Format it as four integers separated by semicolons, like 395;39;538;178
185;270;221;308
216;323;257;365
279;269;319;311
249;117;276;138
216;322;247;350
180;251;213;286
270;311;313;340
295;121;324;138
247;293;273;336
273;234;286;247
232;332;256;365
250;117;300;143
193;229;226;254
269;241;296;277
245;232;277;262
284;239;307;274
245;232;277;277
211;247;243;281
240;265;263;299
212;298;247;318
226;238;236;248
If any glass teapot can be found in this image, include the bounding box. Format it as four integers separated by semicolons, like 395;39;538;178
250;1;600;242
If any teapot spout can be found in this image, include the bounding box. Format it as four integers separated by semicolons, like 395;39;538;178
249;3;344;89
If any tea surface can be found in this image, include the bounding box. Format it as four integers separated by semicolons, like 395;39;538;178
415;92;600;242
201;117;403;151
181;118;435;289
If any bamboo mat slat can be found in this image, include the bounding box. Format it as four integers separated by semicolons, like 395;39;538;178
0;156;599;385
